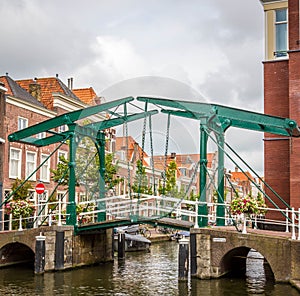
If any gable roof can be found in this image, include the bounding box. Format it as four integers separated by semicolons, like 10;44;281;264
152;153;215;171
116;136;149;166
231;170;254;184
73;87;100;105
0;75;45;108
17;77;82;110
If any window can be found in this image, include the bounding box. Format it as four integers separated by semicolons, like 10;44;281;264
28;190;35;202
4;190;11;201
40;154;50;182
58;125;67;133
26;151;37;181
179;167;187;177
18;117;28;130
9;148;21;179
38;191;48;202
36;132;46;139
58;150;68;163
275;9;288;58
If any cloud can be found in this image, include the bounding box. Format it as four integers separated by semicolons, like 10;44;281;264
0;0;265;175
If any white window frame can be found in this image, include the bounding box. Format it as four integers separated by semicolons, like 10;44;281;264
58;150;68;163
28;189;36;202
9;147;22;179
18;117;28;130
4;190;11;201
58;125;67;133
26;151;37;181
36;132;46;139
275;8;288;58
40;154;50;182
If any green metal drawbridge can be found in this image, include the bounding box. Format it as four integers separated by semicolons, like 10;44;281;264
7;96;300;231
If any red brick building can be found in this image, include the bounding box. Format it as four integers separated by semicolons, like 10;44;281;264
0;74;103;225
260;0;300;210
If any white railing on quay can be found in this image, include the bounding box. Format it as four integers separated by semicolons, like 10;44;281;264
2;194;300;241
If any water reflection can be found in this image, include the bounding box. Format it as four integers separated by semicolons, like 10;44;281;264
0;242;298;295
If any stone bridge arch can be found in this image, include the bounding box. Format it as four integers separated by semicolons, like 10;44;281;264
192;228;300;283
219;245;274;280
0;242;34;267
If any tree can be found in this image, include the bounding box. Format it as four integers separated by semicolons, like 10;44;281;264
50;155;69;187
105;153;123;190
158;160;178;196
131;159;152;194
50;139;121;196
11;178;33;200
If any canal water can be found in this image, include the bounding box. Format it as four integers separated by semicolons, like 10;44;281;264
0;241;298;295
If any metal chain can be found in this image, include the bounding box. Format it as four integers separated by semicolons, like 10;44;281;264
162;113;171;193
149;115;156;194
124;103;131;200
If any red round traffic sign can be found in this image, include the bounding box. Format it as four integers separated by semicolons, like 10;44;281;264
35;183;45;194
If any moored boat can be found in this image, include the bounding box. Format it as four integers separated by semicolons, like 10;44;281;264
114;232;151;252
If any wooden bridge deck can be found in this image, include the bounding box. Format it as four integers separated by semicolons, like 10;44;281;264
76;217;194;233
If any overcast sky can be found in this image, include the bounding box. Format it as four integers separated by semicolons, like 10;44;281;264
0;0;265;175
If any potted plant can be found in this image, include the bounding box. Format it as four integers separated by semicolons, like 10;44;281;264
5;179;35;229
230;193;267;233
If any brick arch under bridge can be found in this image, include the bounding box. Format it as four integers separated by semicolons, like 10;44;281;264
192;228;300;283
0;228;38;267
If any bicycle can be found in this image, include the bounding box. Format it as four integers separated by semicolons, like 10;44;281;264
155;226;174;235
139;225;151;238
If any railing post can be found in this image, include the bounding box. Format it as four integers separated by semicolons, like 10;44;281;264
285;208;289;232
34;210;38;228
298;208;300;241
48;214;52;226
58;199;62;226
194;201;199;228
292;208;296;240
242;214;247;234
9;214;12;231
18;215;22;231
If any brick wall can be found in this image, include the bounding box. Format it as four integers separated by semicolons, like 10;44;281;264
263;59;290;212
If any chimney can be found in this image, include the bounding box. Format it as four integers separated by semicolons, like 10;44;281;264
29;80;42;102
67;77;73;90
171;152;176;159
235;166;238;172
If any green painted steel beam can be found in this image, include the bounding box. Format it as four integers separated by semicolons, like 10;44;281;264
15;133;69;147
137;97;300;137
87;110;158;130
13;111;158;147
8;97;134;142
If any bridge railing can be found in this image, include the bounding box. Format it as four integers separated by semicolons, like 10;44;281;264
2;196;300;240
